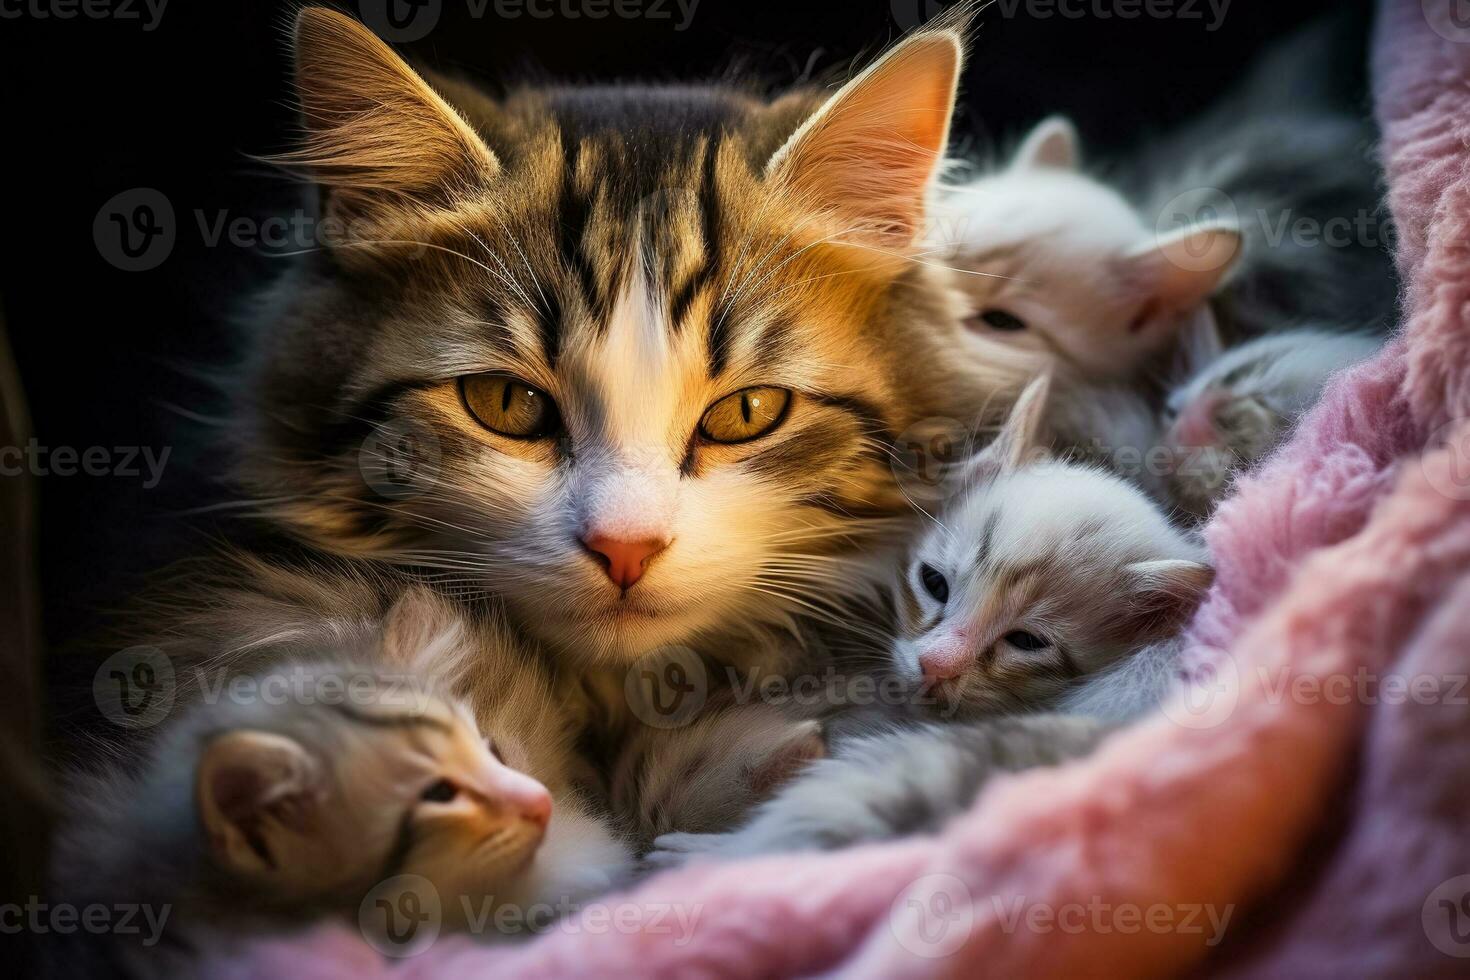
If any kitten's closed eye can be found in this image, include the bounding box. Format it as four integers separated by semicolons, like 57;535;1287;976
973;309;1027;332
1002;630;1050;651
420;778;460;803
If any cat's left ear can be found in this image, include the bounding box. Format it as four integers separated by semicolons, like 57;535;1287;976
1117;221;1243;328
197;731;323;877
1121;558;1215;641
765;26;964;249
285;7;501;230
1010;116;1080;171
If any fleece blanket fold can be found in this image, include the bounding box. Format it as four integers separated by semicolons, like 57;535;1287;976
204;2;1470;975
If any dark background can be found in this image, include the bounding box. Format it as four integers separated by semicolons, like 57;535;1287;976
0;0;1365;662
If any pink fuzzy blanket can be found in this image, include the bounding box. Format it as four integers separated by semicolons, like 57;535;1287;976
204;3;1470;975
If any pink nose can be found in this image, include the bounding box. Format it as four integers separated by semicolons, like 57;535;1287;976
581;534;668;590
514;785;552;829
1171;390;1227;449
918;641;973;682
486;766;553;829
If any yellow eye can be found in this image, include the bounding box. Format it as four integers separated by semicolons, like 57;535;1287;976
460;373;560;439
698;386;792;444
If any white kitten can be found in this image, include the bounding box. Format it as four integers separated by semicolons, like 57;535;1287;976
894;374;1213;717
1162;324;1379;517
932;116;1242;382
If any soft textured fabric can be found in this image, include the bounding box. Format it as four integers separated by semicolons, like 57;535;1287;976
201;2;1470;975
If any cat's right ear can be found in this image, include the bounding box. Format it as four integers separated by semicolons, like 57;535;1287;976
284;7;500;228
765;25;964;250
969;372;1052;481
197;731;321;877
1010;116;1080;171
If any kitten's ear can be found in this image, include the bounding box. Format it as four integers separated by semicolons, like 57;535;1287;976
1121;558;1215;641
748;720;826;799
1172;306;1226;381
1118;221;1243;325
972;373;1052;479
197;731;322;877
382;586;467;675
285;7;500;226
765;27;963;249
1011;116;1079;171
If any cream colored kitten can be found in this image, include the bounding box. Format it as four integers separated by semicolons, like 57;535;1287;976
932;116;1241;383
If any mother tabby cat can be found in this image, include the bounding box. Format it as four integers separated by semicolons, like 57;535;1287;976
194;5;1032;672
95;4;1035;853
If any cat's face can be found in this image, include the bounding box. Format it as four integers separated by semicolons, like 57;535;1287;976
196;679;553;912
1162;328;1377;516
239;8;1035;661
936;117;1240;382
890;378;1212;716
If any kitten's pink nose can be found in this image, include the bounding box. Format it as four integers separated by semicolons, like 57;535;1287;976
580;533;668;590
513;785;552;829
487;767;552;829
919;641;973;682
1172;390;1228;448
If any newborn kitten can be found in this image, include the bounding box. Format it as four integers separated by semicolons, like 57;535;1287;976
1162;325;1380;518
611;693;825;851
933;116;1242;383
50;666;558;973
649;376;1212;863
896;374;1213;718
52;587;633;970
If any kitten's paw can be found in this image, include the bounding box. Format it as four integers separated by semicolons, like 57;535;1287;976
645;831;740;869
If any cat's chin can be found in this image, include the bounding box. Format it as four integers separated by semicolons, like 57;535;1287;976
512;595;716;663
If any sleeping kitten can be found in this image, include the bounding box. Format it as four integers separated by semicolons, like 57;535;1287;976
1162;326;1380;518
56;667;556;937
611;694;825;851
53;585;634;972
648;376;1211;863
932;115;1242;384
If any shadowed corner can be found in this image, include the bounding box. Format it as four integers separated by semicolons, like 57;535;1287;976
0;293;53;974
